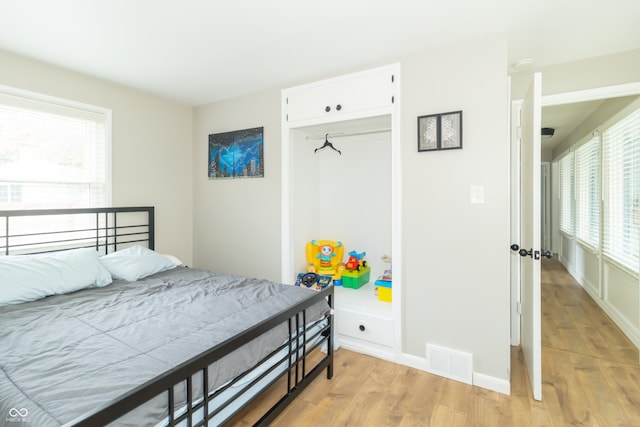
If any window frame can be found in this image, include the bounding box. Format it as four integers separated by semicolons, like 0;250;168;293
574;134;601;251
602;107;640;274
558;151;575;237
0;84;112;209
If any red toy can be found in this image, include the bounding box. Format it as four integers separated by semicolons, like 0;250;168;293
344;250;367;271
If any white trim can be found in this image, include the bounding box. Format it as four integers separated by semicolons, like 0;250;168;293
338;338;397;362
390;64;403;356
398;353;510;395
582;281;640;349
398;352;429;371
510;98;522;347
542;82;640;106
0;84;111;115
473;372;511;395
105;110;113;207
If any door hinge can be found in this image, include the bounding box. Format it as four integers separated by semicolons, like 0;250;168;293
516;301;522;315
286;97;288;105
286;114;288;122
391;95;395;104
391;74;395;83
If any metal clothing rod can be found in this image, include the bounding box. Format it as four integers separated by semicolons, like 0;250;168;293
306;128;391;140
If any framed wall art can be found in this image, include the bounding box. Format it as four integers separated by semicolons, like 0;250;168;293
440;111;463;150
417;113;439;152
417;110;463;152
208;127;264;179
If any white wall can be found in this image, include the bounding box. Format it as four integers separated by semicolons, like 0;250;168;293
400;35;510;382
0;49;194;264
192;89;283;281
193;33;512;388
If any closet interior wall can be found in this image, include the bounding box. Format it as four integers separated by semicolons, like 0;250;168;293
290;125;392;280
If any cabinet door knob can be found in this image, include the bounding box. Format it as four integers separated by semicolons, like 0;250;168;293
336;104;342;111
325;106;331;112
358;324;366;332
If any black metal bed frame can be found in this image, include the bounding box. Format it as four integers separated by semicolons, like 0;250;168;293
0;207;334;426
0;206;155;255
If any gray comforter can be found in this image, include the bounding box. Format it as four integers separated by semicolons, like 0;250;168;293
0;267;328;426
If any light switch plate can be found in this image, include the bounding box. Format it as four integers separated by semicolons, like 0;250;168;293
470;185;484;204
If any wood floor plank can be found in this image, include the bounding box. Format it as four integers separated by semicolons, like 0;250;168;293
467;387;499;426
497;394;529;427
399;365;446;424
430;404;466;427
572;352;629;426
597;359;640;424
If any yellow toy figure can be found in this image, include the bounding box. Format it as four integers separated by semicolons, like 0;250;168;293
306;239;345;281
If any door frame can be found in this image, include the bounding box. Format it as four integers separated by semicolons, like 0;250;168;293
510;80;640;346
541;162;551;253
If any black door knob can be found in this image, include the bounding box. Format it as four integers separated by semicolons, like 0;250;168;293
336;104;342;111
510;244;519;252
325;106;331;112
519;248;533;257
358;324;366;332
542;250;552;259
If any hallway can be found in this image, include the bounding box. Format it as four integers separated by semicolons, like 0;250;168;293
534;257;640;425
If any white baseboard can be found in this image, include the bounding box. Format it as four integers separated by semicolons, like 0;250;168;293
337;337;396;362
398;353;510;395
338;340;511;396
473;372;511;395
581;285;640;349
398;352;429;371
564;265;640;350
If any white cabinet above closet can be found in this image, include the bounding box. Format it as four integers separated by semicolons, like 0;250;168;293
283;66;397;126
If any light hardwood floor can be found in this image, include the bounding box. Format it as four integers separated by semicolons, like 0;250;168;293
231;258;640;426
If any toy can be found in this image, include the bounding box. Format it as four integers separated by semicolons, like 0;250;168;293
306;239;345;281
344;250;367;271
295;272;333;291
375;254;393;302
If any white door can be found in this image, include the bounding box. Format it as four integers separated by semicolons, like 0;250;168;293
519;72;542;400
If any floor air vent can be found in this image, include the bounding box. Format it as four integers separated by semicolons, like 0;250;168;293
426;343;473;384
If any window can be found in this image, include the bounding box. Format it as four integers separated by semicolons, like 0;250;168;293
603;108;640;273
0;86;111;210
575;135;600;249
559;153;575;236
0;184;22;203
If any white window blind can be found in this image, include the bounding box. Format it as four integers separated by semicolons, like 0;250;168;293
559;153;575;236
575;135;600;249
0;88;110;210
603;108;640;273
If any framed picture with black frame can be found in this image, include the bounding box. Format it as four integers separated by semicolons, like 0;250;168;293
417;110;463;151
417;113;439;152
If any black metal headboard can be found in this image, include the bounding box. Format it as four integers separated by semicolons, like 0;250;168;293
0;207;154;256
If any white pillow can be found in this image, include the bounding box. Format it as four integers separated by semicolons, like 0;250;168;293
161;253;183;267
100;245;178;281
0;248;113;306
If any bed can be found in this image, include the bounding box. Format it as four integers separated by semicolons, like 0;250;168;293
0;207;334;426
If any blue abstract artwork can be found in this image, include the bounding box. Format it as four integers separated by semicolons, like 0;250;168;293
208;127;264;179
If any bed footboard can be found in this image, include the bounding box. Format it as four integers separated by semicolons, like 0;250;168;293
66;286;334;427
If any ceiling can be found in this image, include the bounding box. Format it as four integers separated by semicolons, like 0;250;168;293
0;1;639;106
541;100;605;152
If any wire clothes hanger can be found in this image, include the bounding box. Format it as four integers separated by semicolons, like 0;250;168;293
314;134;341;155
